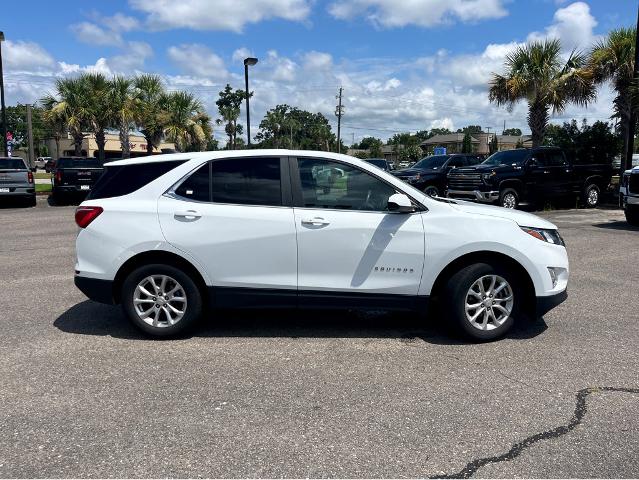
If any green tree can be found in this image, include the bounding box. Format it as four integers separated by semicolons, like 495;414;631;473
255;105;336;151
457;125;482;134
41;77;89;156
368;138;383;158
544;119;620;163
461;132;473;153
162;91;210;152
588;27;636;170
489;134;499;154
489;39;596;147
110;76;136;159
216;84;251;150
427;128;452;137
82;73;112;163
0;104;47;155
398;144;423;163
134;74;169;155
502;127;522;136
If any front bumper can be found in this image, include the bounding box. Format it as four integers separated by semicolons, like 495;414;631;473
447;189;499;203
536;290;568;317
74;275;115;304
621;193;639;209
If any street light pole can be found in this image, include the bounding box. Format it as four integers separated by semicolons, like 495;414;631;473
243;57;258;147
0;32;8;157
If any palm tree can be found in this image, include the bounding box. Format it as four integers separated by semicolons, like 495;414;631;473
489;39;596;147
82;73;112;163
41;77;89;156
134;74;169;155
588;27;636;171
40;96;67;159
161;91;209;152
110;76;136;159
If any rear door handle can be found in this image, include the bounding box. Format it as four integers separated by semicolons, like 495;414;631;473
174;210;202;221
301;217;330;226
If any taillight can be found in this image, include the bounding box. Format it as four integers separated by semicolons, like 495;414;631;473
55;170;62;183
28;171;34;183
75;206;103;228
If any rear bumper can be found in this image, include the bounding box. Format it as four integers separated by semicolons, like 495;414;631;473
53;185;93;194
0;187;35;196
536;290;567;317
74;275;115;304
447;189;499;203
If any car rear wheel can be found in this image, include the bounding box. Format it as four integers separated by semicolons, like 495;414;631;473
424;185;440;197
499;188;519;209
444;263;519;341
625;208;639;226
583;183;600;208
121;264;202;337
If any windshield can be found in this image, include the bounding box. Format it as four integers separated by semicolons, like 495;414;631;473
482;149;529;166
57;158;103;169
412;155;450;169
0;158;27;170
366;159;387;168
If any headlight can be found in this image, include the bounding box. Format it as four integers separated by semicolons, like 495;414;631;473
521;226;565;246
407;174;421;183
481;171;496;183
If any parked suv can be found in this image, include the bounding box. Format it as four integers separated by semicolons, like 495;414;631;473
620;166;639;225
393;154;482;197
447;147;612;209
0;157;36;206
75;150;569;341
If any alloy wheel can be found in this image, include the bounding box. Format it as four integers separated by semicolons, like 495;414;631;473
587;187;599;206
133;275;187;328
502;193;517;209
465;275;514;331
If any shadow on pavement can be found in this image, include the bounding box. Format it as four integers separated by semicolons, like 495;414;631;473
54;300;548;345
592;221;639;232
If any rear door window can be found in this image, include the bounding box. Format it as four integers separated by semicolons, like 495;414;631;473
88;161;186;200
211;157;282;206
175;163;210;202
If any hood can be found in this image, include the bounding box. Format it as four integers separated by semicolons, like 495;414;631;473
453;163;520;175
394;168;439;177
449;200;557;229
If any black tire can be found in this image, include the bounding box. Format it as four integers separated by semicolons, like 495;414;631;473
121;263;203;337
444;262;520;341
51;191;65;206
625;208;639;226
423;185;440;197
26;195;36;207
499;188;519;209
582;183;600;208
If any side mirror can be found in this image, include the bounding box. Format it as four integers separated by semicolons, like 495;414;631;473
31;167;37;172
388;193;416;213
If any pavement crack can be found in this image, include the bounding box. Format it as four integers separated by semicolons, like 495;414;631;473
432;386;639;479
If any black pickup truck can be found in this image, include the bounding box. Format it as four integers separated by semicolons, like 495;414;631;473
393;153;482;197
52;157;104;203
447;147;612;209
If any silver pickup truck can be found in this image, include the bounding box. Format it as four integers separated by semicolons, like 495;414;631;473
0;157;36;206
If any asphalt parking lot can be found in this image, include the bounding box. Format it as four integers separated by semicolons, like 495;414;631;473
1;198;638;478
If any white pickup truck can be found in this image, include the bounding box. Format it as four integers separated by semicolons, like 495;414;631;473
620;166;639;225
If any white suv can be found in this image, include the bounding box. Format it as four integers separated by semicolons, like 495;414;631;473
74;150;568;341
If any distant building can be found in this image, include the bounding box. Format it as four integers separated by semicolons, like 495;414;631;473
45;132;176;160
421;133;532;155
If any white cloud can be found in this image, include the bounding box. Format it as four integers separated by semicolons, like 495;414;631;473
3;40;56;72
232;47;255;63
527;1;598;50
167;44;228;79
130;0;312;32
429;117;455;131
102;13;140;32
108;41;153;72
264;50;297;82
71;21;123;46
328;0;508;28
303;51;333;70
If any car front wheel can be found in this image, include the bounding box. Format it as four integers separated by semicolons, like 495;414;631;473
499;188;519;209
445;263;519;341
424;185;440;197
121;264;203;337
583;183;600;208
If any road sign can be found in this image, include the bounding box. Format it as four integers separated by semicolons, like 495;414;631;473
434;147;446;155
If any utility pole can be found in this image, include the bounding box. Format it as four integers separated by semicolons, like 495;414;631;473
625;4;639;173
26;104;35;168
0;32;7;157
335;87;343;154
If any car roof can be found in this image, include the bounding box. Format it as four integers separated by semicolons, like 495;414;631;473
105;149;370;167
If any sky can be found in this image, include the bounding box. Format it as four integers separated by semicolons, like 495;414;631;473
1;0;636;145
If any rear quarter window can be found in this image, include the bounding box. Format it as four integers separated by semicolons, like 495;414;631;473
87;160;186;200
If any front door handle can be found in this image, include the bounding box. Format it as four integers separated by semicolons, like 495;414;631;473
174;210;202;221
301;217;330;226
543;170;550;174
